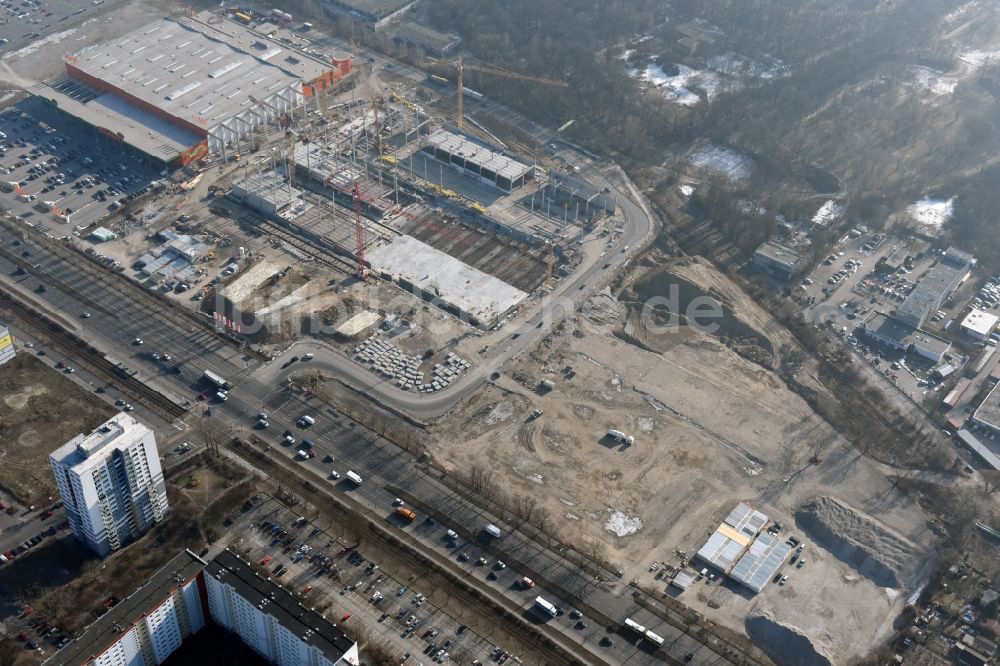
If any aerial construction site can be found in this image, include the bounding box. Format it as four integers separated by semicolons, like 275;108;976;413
3;2;989;666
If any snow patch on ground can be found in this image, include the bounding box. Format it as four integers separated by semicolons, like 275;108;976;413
620;49;636;61
812;200;845;226
486;401;514;425
641;63;702;106
958;49;1000;70
907;197;954;232
679;184;695;197
526;473;544;484
690;145;754;181
944;1;977;23
604;509;642;537
909;66;958;95
630;51;788;106
2;29;76;60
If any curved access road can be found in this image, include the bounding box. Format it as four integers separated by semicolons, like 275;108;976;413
254;159;656;422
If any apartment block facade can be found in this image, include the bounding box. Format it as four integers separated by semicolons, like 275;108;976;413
49;414;168;557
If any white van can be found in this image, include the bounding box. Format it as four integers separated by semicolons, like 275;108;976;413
298;415;315;427
345;471;363;485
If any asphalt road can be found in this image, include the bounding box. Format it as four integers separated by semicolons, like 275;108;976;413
0;223;745;666
254;155;653;421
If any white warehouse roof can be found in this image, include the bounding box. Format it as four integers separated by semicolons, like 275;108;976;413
961;308;999;338
729;531;792;593
696;503;769;574
723;502;769;539
67;17;303;130
696;530;747;573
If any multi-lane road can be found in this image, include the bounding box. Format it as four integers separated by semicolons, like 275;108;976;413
0;212;751;666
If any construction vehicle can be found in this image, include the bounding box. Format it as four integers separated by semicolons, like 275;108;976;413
380;154;398;166
453;57;568;131
390;91;418;112
470;201;488;215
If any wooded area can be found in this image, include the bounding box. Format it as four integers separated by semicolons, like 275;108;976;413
407;0;1000;269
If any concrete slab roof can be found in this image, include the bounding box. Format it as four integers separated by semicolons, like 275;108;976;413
896;246;972;325
54;550;207;665
753;240;803;269
68;16;304;130
207;550;354;661
961;308;999;337
367;234;527;324
425;129;533;182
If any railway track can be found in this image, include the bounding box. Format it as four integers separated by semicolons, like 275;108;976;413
0;287;188;421
255;216;358;275
0;216;264;360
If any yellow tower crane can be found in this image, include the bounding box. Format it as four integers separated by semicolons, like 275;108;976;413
454;57;568;132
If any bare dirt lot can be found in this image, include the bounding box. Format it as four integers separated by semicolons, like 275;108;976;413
431;258;947;664
0;353;116;506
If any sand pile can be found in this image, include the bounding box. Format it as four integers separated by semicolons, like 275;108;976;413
795;496;931;589
745;611;833;666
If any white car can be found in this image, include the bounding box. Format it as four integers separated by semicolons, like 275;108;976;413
329;470;340;480
133;337;143;345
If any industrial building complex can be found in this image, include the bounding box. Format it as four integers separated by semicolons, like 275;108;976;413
892;246;973;329
858;246;973;363
695;503;791;593
34;10;352;168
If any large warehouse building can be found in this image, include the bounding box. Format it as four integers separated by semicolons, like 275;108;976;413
34;10;351;168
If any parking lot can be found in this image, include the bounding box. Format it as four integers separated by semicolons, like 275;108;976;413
240;499;517;666
0;99;162;233
0;0;126;52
